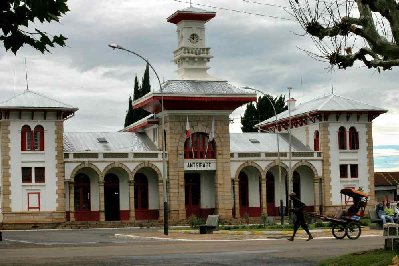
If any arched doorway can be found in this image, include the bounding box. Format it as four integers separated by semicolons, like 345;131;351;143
292;165;316;212
134;174;149;220
293;171;301;199
239;173;249;217
185;173;201;218
104;173;120;221
74;174;92;221
266;172;276;216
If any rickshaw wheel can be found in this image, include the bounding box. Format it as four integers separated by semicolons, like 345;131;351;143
346;222;361;240
332;223;347;239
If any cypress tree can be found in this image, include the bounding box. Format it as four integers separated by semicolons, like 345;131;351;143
241;94;288;132
124;96;135;128
141;63;151;96
241;102;258;132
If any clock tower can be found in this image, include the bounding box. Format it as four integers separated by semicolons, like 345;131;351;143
167;7;216;80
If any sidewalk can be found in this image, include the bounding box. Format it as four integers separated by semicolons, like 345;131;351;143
115;227;383;241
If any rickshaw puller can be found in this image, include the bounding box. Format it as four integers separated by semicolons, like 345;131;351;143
288;192;313;241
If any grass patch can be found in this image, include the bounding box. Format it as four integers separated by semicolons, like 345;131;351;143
319;249;398;266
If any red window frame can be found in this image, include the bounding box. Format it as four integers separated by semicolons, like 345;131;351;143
313;130;320;151
21;125;44;151
184;132;216;159
22;167;32;183
339;164;348;178
27;192;40;211
349;127;359;150
34;125;45;151
338;126;347;150
21;125;32;151
350;164;358;178
34;167;45;183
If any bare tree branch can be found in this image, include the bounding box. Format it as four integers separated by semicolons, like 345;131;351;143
290;0;399;70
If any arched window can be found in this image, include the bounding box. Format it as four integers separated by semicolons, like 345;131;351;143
34;125;44;151
184;132;216;159
21;125;32;151
21;125;44;151
313;130;320;151
349;127;359;150
338;126;347;150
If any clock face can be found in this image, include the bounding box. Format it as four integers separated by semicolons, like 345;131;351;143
189;33;199;44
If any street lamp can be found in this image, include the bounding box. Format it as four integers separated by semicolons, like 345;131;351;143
243;87;284;225
108;43;169;235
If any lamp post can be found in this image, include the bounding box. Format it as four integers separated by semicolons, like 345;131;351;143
243;87;284;225
108;43;169;235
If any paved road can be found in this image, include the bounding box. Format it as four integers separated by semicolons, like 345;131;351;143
0;228;384;265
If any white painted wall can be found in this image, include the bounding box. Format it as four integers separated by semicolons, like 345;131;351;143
200;171;215;208
295;166;315;206
9;119;58;212
268;166;288;207
140;168;159;210
243;167;261;207
90;175;99;211
328;120;369;205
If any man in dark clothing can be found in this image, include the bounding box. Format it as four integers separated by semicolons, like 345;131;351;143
288;192;313;241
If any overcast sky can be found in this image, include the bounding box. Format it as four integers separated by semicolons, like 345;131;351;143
0;0;398;170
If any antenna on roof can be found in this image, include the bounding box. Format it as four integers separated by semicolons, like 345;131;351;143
331;84;334;94
24;58;29;91
190;0;192;7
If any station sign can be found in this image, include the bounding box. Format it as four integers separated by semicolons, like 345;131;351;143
184;160;216;171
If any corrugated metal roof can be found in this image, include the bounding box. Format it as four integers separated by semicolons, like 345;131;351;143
0;90;77;110
63;132;158;152
258;93;387;126
374;172;399;186
154;80;254;95
230;133;310;153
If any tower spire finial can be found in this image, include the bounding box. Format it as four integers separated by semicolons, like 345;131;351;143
190;0;192;7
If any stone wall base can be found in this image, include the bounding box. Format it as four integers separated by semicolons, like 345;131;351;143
2;211;66;224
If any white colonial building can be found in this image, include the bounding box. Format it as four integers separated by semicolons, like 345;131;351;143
0;7;386;226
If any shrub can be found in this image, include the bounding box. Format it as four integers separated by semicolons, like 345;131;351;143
261;213;268;227
187;215;205;228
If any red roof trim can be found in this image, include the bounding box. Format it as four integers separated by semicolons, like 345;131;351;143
123;119;159;133
259;110;386;132
134;95;256;112
167;12;216;24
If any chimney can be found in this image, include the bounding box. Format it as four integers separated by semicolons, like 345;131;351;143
287;97;296;110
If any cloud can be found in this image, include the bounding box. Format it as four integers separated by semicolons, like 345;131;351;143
0;0;398;163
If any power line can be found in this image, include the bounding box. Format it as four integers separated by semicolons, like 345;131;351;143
241;0;288;10
171;0;293;21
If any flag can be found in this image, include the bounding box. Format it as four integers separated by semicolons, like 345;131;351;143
208;117;215;142
206;117;215;158
186;116;191;139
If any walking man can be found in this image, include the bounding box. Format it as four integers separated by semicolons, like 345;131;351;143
288;192;313;241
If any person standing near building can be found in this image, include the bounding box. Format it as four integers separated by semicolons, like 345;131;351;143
287;192;313;241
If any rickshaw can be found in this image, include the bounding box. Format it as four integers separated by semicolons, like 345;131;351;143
305;188;368;240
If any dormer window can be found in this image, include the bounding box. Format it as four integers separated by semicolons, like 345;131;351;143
97;137;108;143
